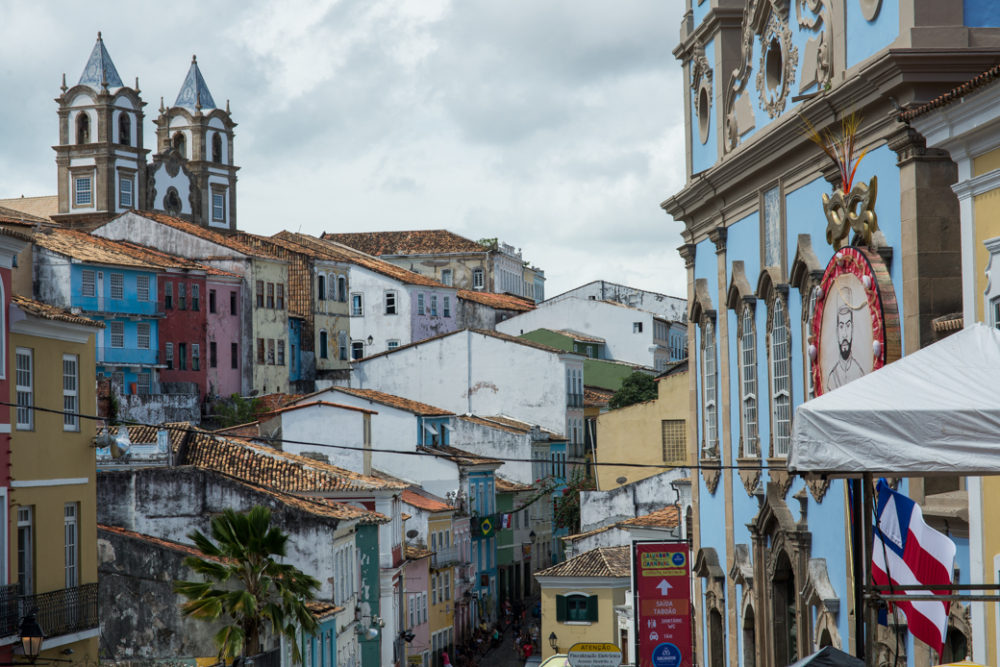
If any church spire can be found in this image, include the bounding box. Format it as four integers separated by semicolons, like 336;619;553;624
174;55;216;110
77;31;124;89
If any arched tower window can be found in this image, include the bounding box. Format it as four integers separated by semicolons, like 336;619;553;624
212;133;223;163
740;304;759;456
76;113;90;144
118;112;131;146
173;131;186;158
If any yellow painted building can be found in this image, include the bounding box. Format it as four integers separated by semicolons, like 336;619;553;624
427;510;456;659
594;363;688;490
9;295;102;664
534;545;630;661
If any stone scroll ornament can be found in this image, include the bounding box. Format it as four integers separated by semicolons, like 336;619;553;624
802;111;881;250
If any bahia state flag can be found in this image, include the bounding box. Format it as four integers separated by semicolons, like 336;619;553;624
872;478;957;659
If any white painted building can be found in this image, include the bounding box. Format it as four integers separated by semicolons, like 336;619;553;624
338;329;585;451
451;415;566;486
497;297;680;370
545;280;687;323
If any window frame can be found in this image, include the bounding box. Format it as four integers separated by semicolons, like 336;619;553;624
385;290;397;315
15;349;33;431
110;273;124;300
110;321;125;348
769;292;792;457
136;275;150;302
700;316;718;458
739;303;759;458
81;270;96;298
165;342;174;370
351;293;363;317
136;322;150;350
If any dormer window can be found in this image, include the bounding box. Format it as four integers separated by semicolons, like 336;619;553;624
75;113;90;144
212;133;222;163
118;112;131;146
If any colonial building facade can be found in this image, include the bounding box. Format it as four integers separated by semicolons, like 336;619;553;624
663;1;1000;664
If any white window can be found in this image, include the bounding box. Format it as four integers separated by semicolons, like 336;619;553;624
81;270;96;298
473;268;484;290
110;321;124;348
444;296;451;318
17;507;32;595
15;349;32;431
351;293;363;316
64;503;78;588
110;273;124;300
441;269;453;286
430;295;438;316
212;192;225;221
741;305;759;457
136;372;150;395
63;355;79;431
136;275;150;301
387;340;399;351
119;174;133;208
136;322;150;349
385;291;397;315
351;341;364;360
702;320;718;456
74;177;92;206
771;297;791;456
417;293;425;315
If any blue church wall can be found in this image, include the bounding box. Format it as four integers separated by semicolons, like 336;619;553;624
692;0;710;31
845;1;899;70
691;38;718;175
965;0;1000;27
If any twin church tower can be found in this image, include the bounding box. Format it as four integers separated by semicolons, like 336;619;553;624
53;33;239;231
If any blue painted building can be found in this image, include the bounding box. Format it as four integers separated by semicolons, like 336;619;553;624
663;1;999;664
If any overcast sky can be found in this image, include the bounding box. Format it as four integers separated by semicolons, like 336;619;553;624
0;0;688;298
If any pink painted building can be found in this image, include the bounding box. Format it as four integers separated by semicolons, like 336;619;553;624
205;275;242;397
404;546;431;665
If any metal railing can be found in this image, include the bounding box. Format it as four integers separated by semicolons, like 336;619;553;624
431;546;462;569
0;583;99;638
243;647;281;667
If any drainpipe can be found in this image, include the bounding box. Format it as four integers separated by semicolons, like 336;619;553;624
466;329;473;414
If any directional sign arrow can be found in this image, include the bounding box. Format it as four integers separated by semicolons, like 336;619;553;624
655;579;672;596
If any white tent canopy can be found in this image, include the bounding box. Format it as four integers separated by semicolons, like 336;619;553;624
789;323;1000;476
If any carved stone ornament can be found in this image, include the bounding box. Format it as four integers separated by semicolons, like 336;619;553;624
755;10;799;119
859;0;882;22
767;462;795;499
691;46;714;145
701;457;722;494
823;175;879;250
737;457;761;496
804;473;831;502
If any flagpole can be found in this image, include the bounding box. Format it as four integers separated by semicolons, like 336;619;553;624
863;472;875;663
850;478;865;660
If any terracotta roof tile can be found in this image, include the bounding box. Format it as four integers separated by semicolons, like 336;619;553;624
322;230;487;256
275;232;448;288
101;421;193;452
495;476;533;493
405;544;433;560
254;393;303;415
457;414;566;441
535;545;631;578
457;290;536;312
212;422;262;437
34;229;163;269
416;445;502;467
98;524;228;563
321;387;452;416
13;295;103;328
307;496;389;523
402;489;455;512
584;386;614;408
899;63;1000;122
553;329;605;343
620;506;681;529
131;211;272;258
305;600;345;621
263;400;377;418
181;430;406;493
115;241;240;277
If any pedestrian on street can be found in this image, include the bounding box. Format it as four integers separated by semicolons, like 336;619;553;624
442;649;453;667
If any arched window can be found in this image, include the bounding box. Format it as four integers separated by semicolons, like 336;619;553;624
708;608;724;667
317;274;326;301
211;132;222;163
118;112;131;146
338;332;348;361
743;605;756;667
76;113;90;144
328;274;337;301
701;318;718;458
337;276;347;302
173;131;186;157
771;296;791;456
740;304;759;456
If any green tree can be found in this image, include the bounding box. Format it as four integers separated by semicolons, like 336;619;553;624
608;371;657;409
212;393;261;427
174;506;320;663
554;470;595;534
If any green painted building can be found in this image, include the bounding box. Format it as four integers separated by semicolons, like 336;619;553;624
518;329;655;391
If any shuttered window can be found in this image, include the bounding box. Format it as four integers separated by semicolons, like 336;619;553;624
555;594;598;622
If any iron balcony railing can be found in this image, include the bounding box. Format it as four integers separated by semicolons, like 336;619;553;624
243;647;281;667
0;583;99;639
431;545;463;569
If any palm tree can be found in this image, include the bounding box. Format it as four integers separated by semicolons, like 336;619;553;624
174;506;320;663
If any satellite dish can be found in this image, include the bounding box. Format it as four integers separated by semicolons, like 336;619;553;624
616;476;628;485
406;529;419;539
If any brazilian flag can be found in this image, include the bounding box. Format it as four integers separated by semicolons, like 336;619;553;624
474;515;495;539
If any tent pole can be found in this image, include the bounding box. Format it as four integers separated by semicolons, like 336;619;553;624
851;478;865;661
863;472;875;662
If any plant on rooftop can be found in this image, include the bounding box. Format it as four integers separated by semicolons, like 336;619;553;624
212;393;261;427
174;506;320;663
554;470;595;534
609;371;657;410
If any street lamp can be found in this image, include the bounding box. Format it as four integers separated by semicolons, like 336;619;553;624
19;614;44;663
529;530;536;543
548;631;558;653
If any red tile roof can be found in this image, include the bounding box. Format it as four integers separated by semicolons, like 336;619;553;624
458;290;535;312
402;489;455;512
129;211;275;259
262;400;377;418
417;445;502;467
305;600;345;621
322;230;487;256
899;63;1000;121
584;386;615;408
12;295;103;328
535;545;631;578
495;477;533;493
322;387;452;416
274;232;448;288
98;524;229;563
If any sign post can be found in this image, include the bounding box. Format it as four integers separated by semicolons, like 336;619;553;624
567;642;621;667
632;541;692;667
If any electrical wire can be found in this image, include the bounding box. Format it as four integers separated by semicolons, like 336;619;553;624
0;399;773;472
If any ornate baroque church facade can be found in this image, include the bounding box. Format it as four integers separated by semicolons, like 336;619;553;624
53;33;238;231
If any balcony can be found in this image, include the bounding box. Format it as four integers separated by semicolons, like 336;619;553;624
566;393;584;409
431;546;462;569
97;346;158;366
0;583;99;639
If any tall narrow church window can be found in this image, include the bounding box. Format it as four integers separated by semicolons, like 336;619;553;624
701;318;718;457
770;296;791;456
212;133;223;163
173;131;186;158
76;113;90;144
118;112;131;146
740;304;759;456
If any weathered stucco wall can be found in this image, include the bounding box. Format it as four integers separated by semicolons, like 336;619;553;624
450;418;533;484
118;391;200;424
579;468;689;533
